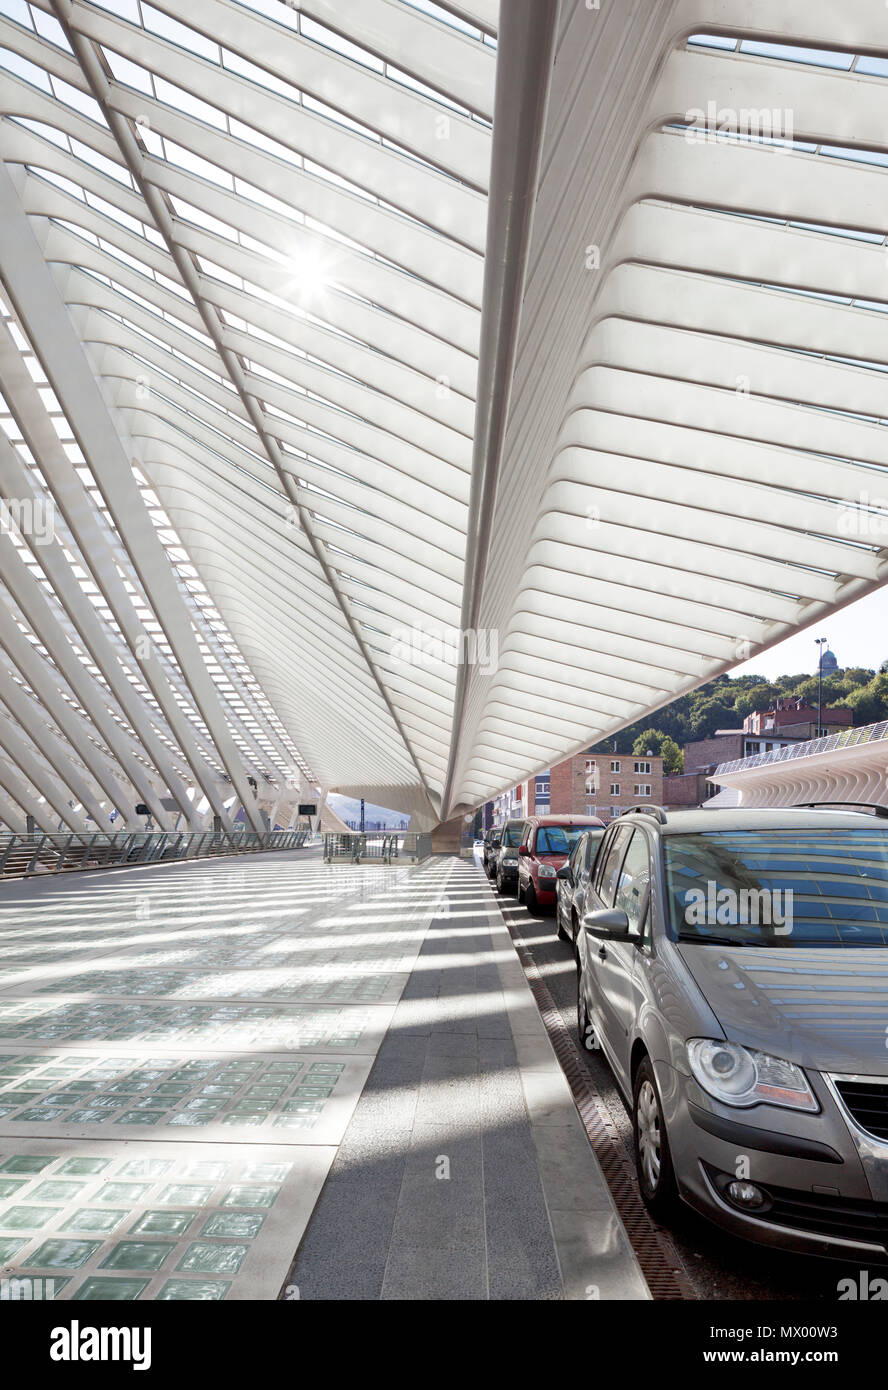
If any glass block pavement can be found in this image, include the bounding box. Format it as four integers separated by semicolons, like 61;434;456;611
0;1140;331;1300
0;1050;369;1144
0;855;455;1297
0;1000;392;1055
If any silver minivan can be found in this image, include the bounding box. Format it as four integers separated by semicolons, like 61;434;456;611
577;805;888;1259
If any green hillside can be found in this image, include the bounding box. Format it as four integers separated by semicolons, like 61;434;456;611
589;665;888;770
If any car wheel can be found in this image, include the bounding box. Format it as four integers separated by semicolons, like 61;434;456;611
570;911;582;959
496;867;506;894
525;881;538;914
576;966;597;1051
632;1057;678;1218
556;903;570;942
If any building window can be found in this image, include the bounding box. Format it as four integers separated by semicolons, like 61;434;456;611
634;760;651;775
634;784;651;797
584;759;596;773
586;804;598;817
610;760;621;773
610;783;620;796
610;806;621;818
535;803;550;816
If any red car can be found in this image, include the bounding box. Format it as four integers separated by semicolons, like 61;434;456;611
516;814;606;914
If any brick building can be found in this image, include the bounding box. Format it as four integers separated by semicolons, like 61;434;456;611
547;752;664;820
743;697;852;742
662;771;710;810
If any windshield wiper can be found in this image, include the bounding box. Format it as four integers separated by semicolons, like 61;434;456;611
677;933;752;947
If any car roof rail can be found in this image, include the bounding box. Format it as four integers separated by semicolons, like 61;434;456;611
793;801;888;819
619;805;668;825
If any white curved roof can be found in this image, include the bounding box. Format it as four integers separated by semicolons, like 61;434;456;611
0;0;886;832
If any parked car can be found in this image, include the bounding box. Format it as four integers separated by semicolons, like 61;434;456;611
481;826;502;872
555;824;607;945
517;814;604;915
491;818;525;891
576;803;888;1259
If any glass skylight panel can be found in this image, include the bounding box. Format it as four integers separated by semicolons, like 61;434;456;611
49;75;105;123
30;7;71;50
299;15;385;73
0;46;51;89
140;4;220;63
1;0;31;28
97;237;146;274
13;115;69;149
153;77;227;130
85;191;143;233
386;63;469;115
226;117;303;167
100;45;154;94
820;144;888;167
133;120;163;156
168;194;237;240
32;166;85;198
687;33;737;51
70;137;131;183
221;45;301;101
161;137;233;188
738;39;853;69
400;0;482;40
301;92;380;140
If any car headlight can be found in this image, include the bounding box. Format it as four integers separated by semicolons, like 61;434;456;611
538;864;556;878
686;1039;818;1113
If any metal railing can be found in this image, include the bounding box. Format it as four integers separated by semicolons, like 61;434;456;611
715;720;888;776
323;831;432;864
0;826;310;880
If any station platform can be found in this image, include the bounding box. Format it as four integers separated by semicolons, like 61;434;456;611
0;850;647;1301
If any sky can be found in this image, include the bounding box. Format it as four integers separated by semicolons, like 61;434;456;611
729;587;888;681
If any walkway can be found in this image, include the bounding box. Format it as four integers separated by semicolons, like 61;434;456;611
0;850;646;1300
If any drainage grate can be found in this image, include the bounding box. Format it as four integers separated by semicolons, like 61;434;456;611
497;896;696;1300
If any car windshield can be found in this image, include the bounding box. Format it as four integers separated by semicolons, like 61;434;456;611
665;827;888;947
488;830;501;844
502;824;523;847
536;826;586;854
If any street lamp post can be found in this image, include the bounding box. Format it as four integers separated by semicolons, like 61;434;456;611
815;638;828;738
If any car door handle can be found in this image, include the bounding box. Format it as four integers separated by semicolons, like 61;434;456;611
598;945;607;961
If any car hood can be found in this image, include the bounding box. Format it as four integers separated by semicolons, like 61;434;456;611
677;944;888;1074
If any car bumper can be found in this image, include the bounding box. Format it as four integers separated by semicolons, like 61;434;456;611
497;860;518;881
533;879;557;902
656;1059;888;1260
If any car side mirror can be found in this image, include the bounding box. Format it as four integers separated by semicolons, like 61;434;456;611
556;864;572;881
518;845;530;856
584;907;631;939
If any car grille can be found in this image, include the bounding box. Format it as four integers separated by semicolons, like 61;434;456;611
762;1184;888;1253
834;1079;888;1142
704;1164;888;1252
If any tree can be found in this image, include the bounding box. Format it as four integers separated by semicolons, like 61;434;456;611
633;729;665;757
659;735;684;775
843;673;888;726
688;697;734;741
632;729;684;774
